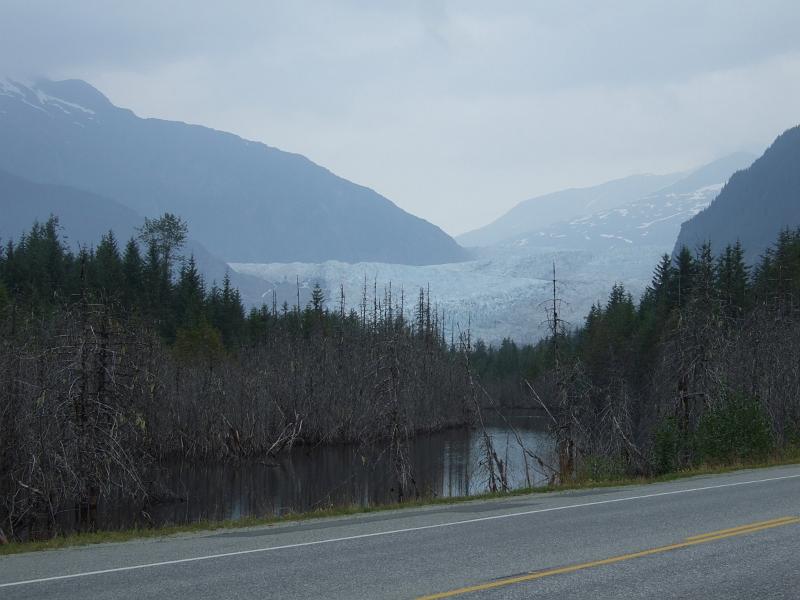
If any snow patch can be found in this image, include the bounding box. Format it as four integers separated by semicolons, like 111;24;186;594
0;78;96;116
33;88;96;115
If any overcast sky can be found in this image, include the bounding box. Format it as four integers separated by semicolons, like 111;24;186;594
3;1;800;235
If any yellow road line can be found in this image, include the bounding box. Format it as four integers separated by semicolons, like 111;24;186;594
685;516;798;541
417;516;800;600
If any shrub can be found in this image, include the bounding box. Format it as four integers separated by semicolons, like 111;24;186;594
576;454;628;482
785;420;800;449
695;392;774;464
652;416;682;474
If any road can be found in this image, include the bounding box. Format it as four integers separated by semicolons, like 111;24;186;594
1;464;799;599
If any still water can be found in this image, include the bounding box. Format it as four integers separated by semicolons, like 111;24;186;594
107;411;553;529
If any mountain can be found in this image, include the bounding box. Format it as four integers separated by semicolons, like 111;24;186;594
232;153;755;343
0;167;141;246
0;78;467;265
674;126;800;262
0;168;271;305
457;172;684;248
496;153;756;253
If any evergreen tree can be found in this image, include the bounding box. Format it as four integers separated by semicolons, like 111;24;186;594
716;241;750;318
674;246;695;308
692;242;717;310
209;273;245;347
10;217;73;306
141;239;173;336
643;254;675;312
174;256;205;329
605;283;637;339
93;231;124;301
121;238;144;310
636;254;676;367
310;283;325;314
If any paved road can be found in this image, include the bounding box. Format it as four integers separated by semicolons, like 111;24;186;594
1;465;799;599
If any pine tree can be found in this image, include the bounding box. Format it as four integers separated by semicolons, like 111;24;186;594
692;242;717;309
121;238;143;311
310;283;325;314
605;283;636;340
174;255;205;329
213;272;244;347
652;253;676;308
11;217;73;306
93;231;124;301
141;239;173;336
716;241;750;318
674;246;695;308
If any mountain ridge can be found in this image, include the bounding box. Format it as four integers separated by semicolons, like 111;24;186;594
674;126;800;262
492;153;756;253
234;152;756;343
457;172;685;248
0;77;467;265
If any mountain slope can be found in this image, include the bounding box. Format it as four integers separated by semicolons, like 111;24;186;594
0;78;467;265
234;153;756;343
0;168;270;305
674;126;800;261
0;168;141;246
496;153;755;253
457;172;684;248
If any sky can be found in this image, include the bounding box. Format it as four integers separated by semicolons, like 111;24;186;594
2;1;800;236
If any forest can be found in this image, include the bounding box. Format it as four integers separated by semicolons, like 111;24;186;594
480;232;800;480
2;214;800;543
0;215;474;541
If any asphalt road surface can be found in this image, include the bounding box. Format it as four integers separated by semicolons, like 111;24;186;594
1;465;799;599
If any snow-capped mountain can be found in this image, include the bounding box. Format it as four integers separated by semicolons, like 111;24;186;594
232;154;754;343
495;153;755;253
515;183;723;249
0;75;759;343
501;183;723;252
457;172;684;248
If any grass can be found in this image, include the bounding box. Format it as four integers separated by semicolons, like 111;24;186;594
2;449;799;557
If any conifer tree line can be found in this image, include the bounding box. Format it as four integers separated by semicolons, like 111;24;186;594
5;212;799;539
0;215;471;540
478;231;800;480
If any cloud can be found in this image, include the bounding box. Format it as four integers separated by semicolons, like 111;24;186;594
2;1;800;233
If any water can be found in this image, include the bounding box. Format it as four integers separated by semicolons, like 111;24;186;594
102;411;553;529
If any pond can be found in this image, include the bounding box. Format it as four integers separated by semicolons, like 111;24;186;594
99;410;554;530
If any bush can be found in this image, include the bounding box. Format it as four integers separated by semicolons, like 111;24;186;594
174;320;225;363
695;393;774;464
652;416;682;474
576;454;628;482
785;420;800;449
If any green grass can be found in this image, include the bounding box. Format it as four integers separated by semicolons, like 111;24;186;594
2;450;799;557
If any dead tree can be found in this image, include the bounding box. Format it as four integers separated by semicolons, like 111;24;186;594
548;261;575;482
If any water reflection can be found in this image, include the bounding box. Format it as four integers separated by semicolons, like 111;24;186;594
103;411;553;529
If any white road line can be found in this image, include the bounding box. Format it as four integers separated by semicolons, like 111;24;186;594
2;472;799;588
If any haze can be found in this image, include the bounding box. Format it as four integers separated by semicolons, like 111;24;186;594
2;0;800;234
